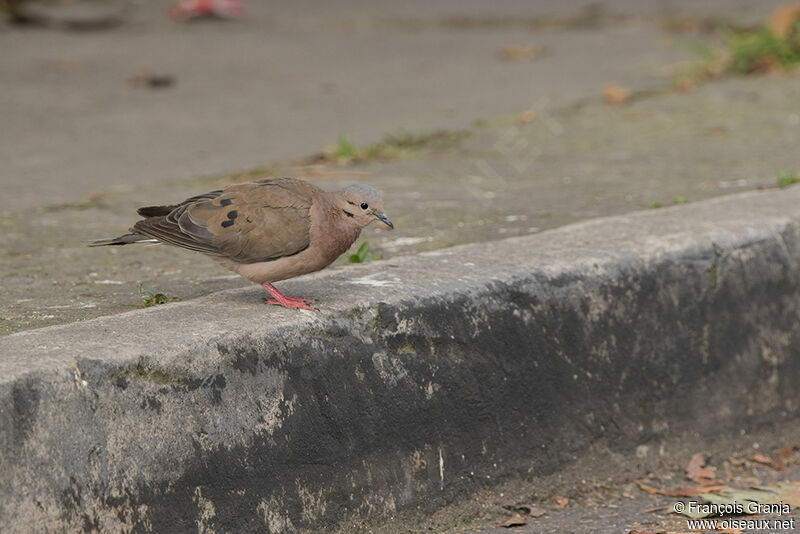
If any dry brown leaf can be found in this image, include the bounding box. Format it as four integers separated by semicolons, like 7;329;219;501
695;468;715;483
672;485;727;497
774;446;794;471
686;452;705;478
517;110;536;125
603;83;631;105
768;3;800;38
749;54;783;75
674;77;696;93
498;45;547;61
635;479;726;498
528;505;546;518
634;480;661;495
555;497;569;508
643;505;670;513
686;452;715;483
495;514;527;528
751;453;775;467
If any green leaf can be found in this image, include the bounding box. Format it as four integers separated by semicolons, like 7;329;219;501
332;134;359;160
348;242;370;263
777;171;799;189
138;283;171;308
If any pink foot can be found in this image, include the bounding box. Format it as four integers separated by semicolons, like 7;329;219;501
261;283;315;311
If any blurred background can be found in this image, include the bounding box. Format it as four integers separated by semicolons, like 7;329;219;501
2;0;799;333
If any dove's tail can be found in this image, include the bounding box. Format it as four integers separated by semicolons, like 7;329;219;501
86;233;158;247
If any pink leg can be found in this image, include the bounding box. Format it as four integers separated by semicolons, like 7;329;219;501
261;283;315;310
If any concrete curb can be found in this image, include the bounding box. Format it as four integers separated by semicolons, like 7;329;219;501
3;188;800;532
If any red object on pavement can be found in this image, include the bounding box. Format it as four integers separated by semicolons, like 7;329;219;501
169;0;246;21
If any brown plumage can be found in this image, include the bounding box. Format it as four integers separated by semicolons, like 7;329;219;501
89;178;393;309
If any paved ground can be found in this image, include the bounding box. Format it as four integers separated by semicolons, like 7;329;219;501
0;0;784;209
4;71;800;335
2;0;799;336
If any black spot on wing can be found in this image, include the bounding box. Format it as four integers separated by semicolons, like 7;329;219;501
137;205;175;217
221;220;235;228
227;210;238;220
220;198;233;206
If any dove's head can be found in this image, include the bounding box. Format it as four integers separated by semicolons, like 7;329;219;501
339;184;393;229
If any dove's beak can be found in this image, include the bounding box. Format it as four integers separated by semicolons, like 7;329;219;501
375;212;394;229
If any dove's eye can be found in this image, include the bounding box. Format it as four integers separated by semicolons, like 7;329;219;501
360;202;369;210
